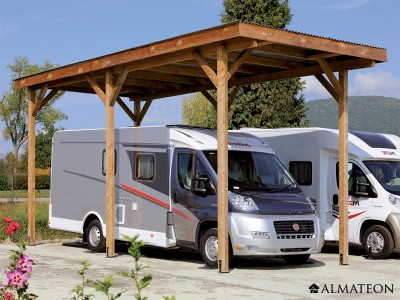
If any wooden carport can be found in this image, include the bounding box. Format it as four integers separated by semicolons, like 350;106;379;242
14;21;386;272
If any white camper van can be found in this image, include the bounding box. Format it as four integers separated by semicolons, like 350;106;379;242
49;126;323;267
241;127;400;259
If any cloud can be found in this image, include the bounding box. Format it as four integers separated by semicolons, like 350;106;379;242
302;71;400;101
302;76;332;100
326;0;375;11
350;70;400;98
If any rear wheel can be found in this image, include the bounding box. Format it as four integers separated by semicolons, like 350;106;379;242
86;219;106;253
283;254;310;264
362;225;394;259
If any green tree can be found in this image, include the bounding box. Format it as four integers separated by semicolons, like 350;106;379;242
182;93;217;128
221;0;308;129
0;57;67;172
35;125;60;169
183;0;308;129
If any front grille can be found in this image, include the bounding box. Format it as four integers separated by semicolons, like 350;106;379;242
277;234;314;240
281;248;310;252
274;220;315;236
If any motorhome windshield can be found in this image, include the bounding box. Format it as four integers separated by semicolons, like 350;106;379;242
364;161;400;195
203;150;298;192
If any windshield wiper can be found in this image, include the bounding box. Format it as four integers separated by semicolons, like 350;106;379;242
267;184;294;193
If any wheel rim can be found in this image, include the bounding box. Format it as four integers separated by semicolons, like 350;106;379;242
367;231;385;253
89;226;101;247
205;235;218;262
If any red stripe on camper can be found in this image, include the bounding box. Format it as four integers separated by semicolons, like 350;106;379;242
348;211;366;219
120;184;193;221
333;211;366;220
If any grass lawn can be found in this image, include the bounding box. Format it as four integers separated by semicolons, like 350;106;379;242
0;189;50;198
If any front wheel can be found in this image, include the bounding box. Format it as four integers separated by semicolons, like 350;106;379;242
200;228;219;268
86;219;106;253
362;225;394;259
283;254;310;264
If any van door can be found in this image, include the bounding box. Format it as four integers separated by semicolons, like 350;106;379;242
171;150;217;244
329;159;374;241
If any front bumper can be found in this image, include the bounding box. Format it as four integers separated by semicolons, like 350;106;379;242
229;212;324;256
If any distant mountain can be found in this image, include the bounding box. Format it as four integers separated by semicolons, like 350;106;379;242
305;96;400;137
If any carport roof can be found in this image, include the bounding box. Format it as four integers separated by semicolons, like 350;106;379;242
14;21;386;101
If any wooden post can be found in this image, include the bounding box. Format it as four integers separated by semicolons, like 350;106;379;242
216;45;229;273
338;70;349;265
28;88;36;245
105;71;116;257
134;100;141;127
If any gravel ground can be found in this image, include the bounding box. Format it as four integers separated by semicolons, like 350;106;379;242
0;241;399;299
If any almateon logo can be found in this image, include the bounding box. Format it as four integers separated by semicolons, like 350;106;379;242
308;283;394;294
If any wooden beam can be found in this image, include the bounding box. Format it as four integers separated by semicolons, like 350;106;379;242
109;66;128;106
136;99;153;125
33;84;48;116
338;70;349;265
229;58;375;88
86;74;106;105
134;99;140;127
37;88;60;112
201;90;217;108
316;57;344;96
227;48;253;80
105;71;115;257
192;50;218;88
216;45;229;273
117;97;136;122
228;85;241;108
315;74;339;102
28;88;36;246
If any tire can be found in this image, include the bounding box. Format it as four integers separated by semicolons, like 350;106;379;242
362;225;394;259
86;219;106;253
200;228;233;268
200;228;219;268
283;254;310;264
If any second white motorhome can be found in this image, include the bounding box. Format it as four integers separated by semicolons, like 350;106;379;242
49;126;323;267
241;127;400;259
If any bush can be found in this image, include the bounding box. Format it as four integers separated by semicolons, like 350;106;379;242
0;173;8;191
6;174;51;190
13;174;28;190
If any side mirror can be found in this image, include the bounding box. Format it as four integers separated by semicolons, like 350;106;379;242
192;173;216;195
353;180;377;198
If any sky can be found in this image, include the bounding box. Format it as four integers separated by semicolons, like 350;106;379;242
0;0;399;154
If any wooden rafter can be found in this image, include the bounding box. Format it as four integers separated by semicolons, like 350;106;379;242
117;97;136;122
201;90;217;108
86;74;106;105
228;85;241;108
316;57;344;95
315;74;339;102
193;50;218;88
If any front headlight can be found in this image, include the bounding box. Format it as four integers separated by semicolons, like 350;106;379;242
389;194;400;208
228;191;259;211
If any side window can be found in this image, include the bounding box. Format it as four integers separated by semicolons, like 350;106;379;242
102;149;117;176
136;154;155;181
289;161;312;185
178;153;193;191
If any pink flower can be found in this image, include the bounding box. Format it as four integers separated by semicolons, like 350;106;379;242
5;221;20;235
7;269;29;289
3;291;14;300
10;222;19;231
3;217;12;223
18;254;33;273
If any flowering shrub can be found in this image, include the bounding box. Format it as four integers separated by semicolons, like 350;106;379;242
0;218;36;300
